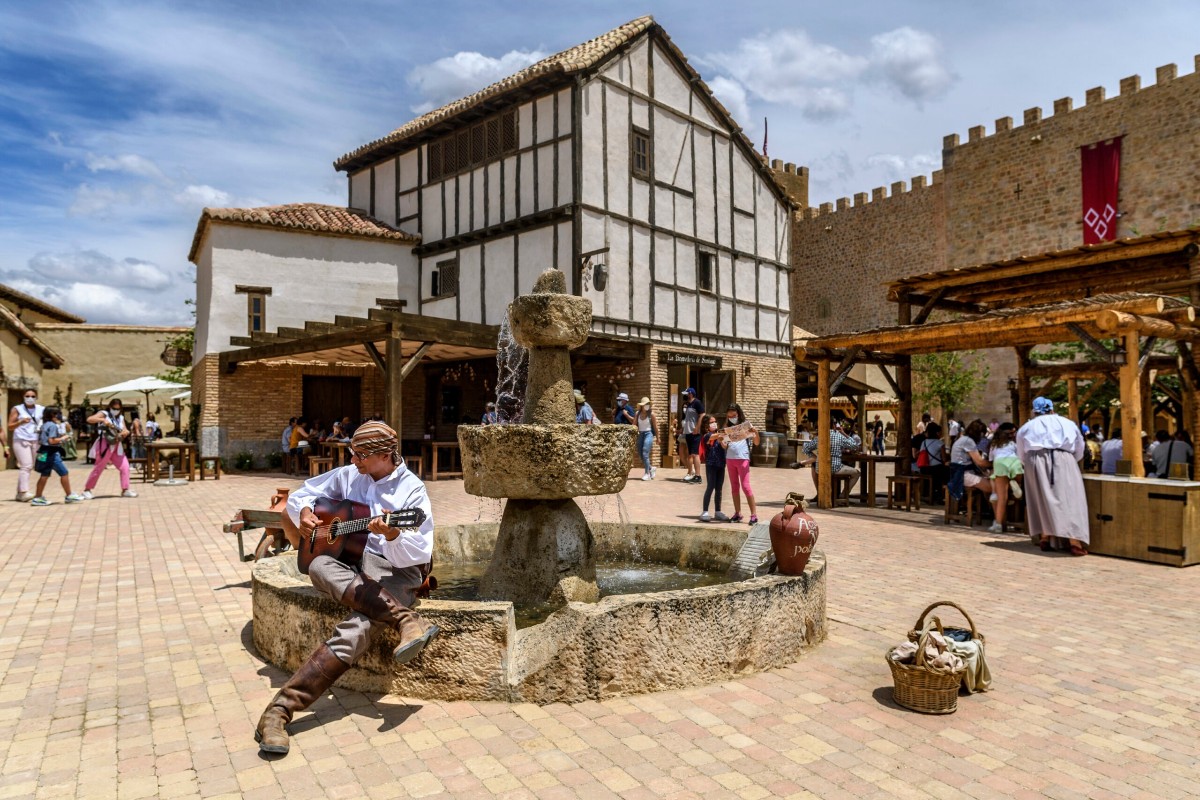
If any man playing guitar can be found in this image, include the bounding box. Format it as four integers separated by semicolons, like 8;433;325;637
256;420;439;755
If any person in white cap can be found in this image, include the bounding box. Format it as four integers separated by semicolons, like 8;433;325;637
635;397;657;480
1016;396;1088;555
612;392;635;425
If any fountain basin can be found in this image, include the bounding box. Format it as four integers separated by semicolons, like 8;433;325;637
251;521;827;704
458;424;637;499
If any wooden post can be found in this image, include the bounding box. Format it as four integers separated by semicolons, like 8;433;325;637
1016;347;1032;427
1119;331;1145;477
1067;378;1079;425
1190;247;1200;478
1140;368;1154;438
896;301;913;473
386;327;404;432
817;358;832;509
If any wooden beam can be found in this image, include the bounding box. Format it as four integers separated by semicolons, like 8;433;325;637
828;346;862;396
399;342;433;382
1067;323;1122;363
1095;310;1200;341
877;365;903;399
363;341;386;374
911;289;946;325
811;296;1166;353
1067;377;1079;423
386;329;404;431
1119;331;1145;476
798;347;907;367
1138;337;1159;372
225;324;391;365
895;303;913;470
1016;346;1032;427
1077;379;1104;411
577;337;645;360
368;308;499;350
817;358;832;509
897;293;987;316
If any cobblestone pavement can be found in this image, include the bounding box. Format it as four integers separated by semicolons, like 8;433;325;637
1;463;1198;800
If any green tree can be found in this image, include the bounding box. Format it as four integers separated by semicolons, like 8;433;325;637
912;350;990;421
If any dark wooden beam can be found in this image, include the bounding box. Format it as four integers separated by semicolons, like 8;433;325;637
368;308;499;349
399;342;434;381
912;288;947;325
414;204;573;257
828;346;862;396
576;337;646;361
1138;336;1158;372
1067;323;1123;364
363;341;387;374
224;323;391;365
895;293;987;315
877;364;903;399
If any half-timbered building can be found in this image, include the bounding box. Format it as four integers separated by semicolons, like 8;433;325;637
191;16;798;465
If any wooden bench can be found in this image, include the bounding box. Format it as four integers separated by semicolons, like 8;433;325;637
308;456;334;477
198;456;222;480
886;475;922;511
224;508;286;562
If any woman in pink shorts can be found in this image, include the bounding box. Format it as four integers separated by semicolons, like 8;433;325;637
721;404;760;524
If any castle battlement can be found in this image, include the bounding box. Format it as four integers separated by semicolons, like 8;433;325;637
799;53;1200;222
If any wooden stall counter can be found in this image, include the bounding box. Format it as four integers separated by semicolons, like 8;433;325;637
1083;475;1200;566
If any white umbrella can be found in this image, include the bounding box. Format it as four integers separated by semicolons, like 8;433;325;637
87;376;190;412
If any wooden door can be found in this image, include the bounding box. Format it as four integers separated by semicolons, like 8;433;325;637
303;376;362;431
703;370;736;418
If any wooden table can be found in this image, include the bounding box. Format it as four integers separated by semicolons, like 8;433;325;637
321;440;351;467
1084;474;1200;566
146;441;197;481
421;441;462;481
847;453;904;508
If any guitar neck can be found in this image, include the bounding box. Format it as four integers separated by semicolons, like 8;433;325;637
333;511;410;534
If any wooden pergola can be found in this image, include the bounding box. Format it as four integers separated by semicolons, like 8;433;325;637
220;305;642;429
797;229;1200;509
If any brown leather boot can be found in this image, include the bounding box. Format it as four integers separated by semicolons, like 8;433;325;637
255;643;349;754
339;574;440;665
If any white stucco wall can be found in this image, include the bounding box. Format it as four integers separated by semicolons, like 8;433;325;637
194;225;417;358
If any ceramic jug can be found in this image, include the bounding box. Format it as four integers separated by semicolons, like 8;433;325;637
768;492;819;575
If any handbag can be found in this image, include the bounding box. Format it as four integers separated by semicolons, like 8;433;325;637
916;447;930;468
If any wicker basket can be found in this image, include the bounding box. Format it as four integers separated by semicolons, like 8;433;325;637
886;615;966;714
908;601;983;648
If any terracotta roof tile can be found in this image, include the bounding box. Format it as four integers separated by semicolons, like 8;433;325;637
334;16;656;171
188;203;418;262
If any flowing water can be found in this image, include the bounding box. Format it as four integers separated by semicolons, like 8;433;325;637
433;561;728;628
494;317;528;423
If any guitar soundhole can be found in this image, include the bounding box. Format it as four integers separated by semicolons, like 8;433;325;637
327;519;340;541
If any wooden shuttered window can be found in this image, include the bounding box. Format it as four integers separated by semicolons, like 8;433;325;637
631;126;651;180
425;108;518;183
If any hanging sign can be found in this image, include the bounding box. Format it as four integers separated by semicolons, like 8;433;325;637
659;351;722;368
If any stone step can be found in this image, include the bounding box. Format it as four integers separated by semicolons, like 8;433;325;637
727;522;774;580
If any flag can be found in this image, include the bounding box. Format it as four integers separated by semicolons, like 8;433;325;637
1081;138;1121;244
763;117;768;158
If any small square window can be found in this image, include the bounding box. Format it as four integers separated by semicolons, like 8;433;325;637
631;127;651;180
698;252;715;293
431;259;458;298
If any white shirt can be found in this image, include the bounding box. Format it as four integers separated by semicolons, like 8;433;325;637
1099;438;1123;474
948;419;962;437
287;462;434;568
1015;414;1086;462
12;403;44;442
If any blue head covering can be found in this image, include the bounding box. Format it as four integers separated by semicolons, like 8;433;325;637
1032;396;1054;415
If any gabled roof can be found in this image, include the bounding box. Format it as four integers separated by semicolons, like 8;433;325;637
0;282;85;323
335;16;655;171
188;203;420;263
0;302;64;368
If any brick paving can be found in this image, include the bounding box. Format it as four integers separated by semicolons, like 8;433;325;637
1;463;1198;799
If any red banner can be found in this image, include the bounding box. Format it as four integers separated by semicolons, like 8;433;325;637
1081;138;1121;244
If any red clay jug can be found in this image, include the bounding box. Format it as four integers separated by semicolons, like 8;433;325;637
768;492;820;575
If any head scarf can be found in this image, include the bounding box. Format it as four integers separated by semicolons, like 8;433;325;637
1032;396;1054;415
351;420;400;464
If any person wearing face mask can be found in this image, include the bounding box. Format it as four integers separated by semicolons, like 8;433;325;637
82;400;138;499
722;404;760;525
8;389;45;502
698;415;728;522
612;393;635;425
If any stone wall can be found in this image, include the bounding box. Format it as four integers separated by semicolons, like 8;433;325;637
792;56;1200;422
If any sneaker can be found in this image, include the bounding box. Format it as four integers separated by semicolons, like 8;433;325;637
729;513;743;523
650;468;656;479
691;475;704;484
121;489;139;498
81;490;94;500
1010;482;1023;499
988;492;999;504
748;515;759;525
16;491;34;502
65;494;84;504
714;511;730;522
641;473;652;481
699;511;711;522
987;521;1003;534
30;496;50;506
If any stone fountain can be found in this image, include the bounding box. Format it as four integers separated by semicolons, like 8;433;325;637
457;268;636;605
250;268;827;704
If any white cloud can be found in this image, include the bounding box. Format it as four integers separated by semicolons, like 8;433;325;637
705;30;865;119
407;49;547;113
173;184;233;208
868;27;955;102
704;26;953;119
27;249;174;291
708;76;751;129
84;153;168;182
68;184;132;219
863;151;940;178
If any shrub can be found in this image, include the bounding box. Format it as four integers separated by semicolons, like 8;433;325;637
234;451;255;471
266;451;284;469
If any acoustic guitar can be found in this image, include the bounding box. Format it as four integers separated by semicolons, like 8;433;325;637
296;497;427;574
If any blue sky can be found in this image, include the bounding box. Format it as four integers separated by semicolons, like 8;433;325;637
1;1;1197;324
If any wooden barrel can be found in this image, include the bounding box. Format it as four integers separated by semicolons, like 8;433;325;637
752;432;781;467
777;443;796;468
